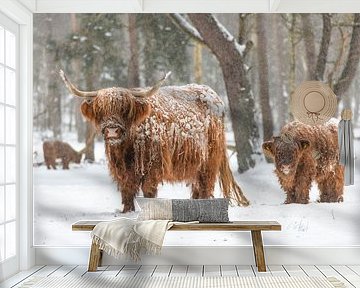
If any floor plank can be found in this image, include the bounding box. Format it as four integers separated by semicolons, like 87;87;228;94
135;265;156;277
32;265;61;277
2;264;360;288
66;265;88;277
0;266;45;288
300;265;324;277
101;265;124;277
117;265;140;277
268;265;289;277
252;265;272;277
203;265;221;277
236;265;255;277
332;266;360;288
283;265;308;277
82;265;108;278
316;265;353;287
169;265;187;277
49;265;76;277
152;265;172;277
349;266;360;276
221;265;238;277
187;265;203;277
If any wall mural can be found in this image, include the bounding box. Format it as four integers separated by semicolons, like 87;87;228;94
33;14;359;246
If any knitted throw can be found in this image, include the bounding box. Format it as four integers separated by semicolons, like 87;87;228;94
91;218;173;261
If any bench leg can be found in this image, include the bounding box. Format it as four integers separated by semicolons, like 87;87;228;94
88;240;102;272
251;230;266;272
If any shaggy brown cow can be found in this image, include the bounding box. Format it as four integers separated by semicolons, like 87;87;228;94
60;70;249;213
262;121;344;204
43;140;83;170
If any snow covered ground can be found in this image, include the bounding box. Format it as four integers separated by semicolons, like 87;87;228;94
33;130;360;247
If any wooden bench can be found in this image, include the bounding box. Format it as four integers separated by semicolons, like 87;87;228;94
72;220;281;273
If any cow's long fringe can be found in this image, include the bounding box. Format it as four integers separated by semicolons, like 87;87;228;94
219;150;250;206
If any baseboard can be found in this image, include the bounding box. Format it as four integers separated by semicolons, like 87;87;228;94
35;246;360;266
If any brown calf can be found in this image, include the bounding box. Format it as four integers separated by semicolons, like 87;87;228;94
263;121;344;204
43;140;83;170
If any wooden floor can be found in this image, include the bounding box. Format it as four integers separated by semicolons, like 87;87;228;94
1;265;360;287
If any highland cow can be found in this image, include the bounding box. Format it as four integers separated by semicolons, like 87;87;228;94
262;121;344;204
60;70;249;213
43;140;83;170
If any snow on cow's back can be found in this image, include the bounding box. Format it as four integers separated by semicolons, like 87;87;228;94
150;84;225;118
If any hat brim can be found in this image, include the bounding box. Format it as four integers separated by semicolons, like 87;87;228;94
291;81;337;125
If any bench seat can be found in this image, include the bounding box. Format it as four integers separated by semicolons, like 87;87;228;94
72;220;281;273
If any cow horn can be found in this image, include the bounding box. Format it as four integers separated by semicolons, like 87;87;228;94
59;69;98;98
131;71;171;98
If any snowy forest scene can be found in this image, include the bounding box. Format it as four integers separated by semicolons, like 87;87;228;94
33;14;360;247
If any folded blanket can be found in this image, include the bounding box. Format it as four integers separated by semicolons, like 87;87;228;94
91;218;173;261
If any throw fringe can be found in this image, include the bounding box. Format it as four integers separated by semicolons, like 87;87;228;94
327;277;347;288
92;229;162;262
124;228;162;261
92;234;126;260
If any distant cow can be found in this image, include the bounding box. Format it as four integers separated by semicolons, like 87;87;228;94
60;70;249;213
43;140;83;170
262;121;344;204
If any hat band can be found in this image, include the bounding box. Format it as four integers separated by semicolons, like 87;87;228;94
306;111;322;124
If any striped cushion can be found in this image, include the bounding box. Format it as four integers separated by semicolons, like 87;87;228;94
137;198;229;223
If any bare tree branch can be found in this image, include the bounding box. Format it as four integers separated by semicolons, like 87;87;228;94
327;27;350;88
238;14;253;58
238;13;247;45
315;14;332;81
243;41;254;58
334;13;360;99
168;14;205;45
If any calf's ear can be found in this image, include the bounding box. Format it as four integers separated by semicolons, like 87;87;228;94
299;139;310;150
262;141;275;158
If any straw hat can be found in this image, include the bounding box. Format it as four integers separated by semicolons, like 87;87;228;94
290;81;337;125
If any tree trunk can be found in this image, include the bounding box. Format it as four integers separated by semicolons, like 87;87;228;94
45;16;61;139
84;124;96;163
193;41;203;83
70;13;86;142
334;14;360;99
188;14;258;173
84;70;96;162
300;14;316;80
256;14;274;143
289;15;297;106
48;73;62;138
273;14;288;131
127;14;140;87
315;14;332;81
